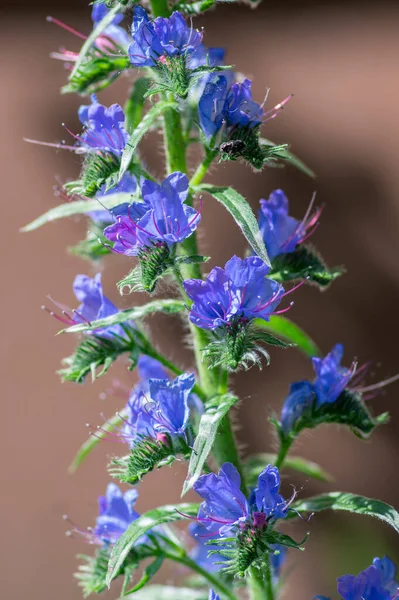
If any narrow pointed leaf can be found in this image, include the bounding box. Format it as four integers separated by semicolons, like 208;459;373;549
244;453;332;485
107;503;200;585
69;5;124;83
119;101;178;180
61;299;187;334
254;315;320;357
291;492;399;533
122;556;164;595
271;245;344;289
196;184;270;266
69;410;127;473
183;394;238;495
260;137;316;178
21;192;134;232
124;78;152;134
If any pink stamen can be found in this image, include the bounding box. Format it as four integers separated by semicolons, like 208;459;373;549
46;16;88;41
354;373;399;394
24;138;80;152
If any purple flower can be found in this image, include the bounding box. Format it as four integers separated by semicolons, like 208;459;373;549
88;172;138;224
123;372;195;445
91;2;124;25
183;256;287;330
208;592;220;600
77;95;128;155
199;76;263;141
103;172;200;255
258;190;322;260
316;556;398;600
280;344;355;434
128;7;203;68
94;483;141;545
193;462;289;538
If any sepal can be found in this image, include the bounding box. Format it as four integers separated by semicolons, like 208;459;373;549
58;326;140;383
218;126;290;171
75;547;111;597
109;434;188;484
203;320;292;371
118;244;174;295
270;244;344;289
62;55;130;95
65;153;120;198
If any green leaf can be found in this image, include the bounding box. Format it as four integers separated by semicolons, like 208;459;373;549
109;435;176;484
61;299;187;335
174;254;210;265
68;5;125;85
244;453;332;485
124;78;152;134
125;586;207;600
182;394;238;495
291;492;399;533
264;530;308;550
21;192;134;232
254;315;320;357
119;100;178;180
271;245;345;289
69;226;111;262
75;547;111;597
173;0;216;15
69;410;127;473
62;55;130;95
122;556;164;595
107;503;200;586
260;137;316;178
197;184;270;266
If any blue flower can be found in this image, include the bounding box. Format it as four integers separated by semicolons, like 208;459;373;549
91;3;130;51
77;95;128;155
94;483;141;545
280;344;355;434
183;256;286;330
199;76;263;141
193;462;289;538
188;45;226;101
91;2;124;25
128;7;202;67
189;522;225;572
103;172;200;255
316;556;398;600
123;372;195;445
208;591;220;600
258;190;322;260
88;172;138;223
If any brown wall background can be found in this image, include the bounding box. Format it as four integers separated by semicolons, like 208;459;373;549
1;1;399;599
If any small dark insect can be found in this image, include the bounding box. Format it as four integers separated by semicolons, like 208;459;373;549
219;140;247;156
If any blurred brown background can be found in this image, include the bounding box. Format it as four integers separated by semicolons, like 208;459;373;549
2;0;399;598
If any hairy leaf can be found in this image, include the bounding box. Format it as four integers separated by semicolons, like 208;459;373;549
21;192;134;232
62;55;130;95
271;245;344;289
182;394;238;495
124;78;152;134
254;315;320;357
107;503;200;585
260;137;316;178
197;185;270;266
61;299;187;334
244;453;332;485
109;435;176;484
291;492;399;533
69;410;127;473
173;0;216;15
119;100;178;180
122;556;164;596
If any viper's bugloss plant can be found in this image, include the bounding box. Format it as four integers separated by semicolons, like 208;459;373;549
26;1;399;599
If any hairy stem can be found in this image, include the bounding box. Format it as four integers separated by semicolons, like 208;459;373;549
275;436;294;470
163;103;188;175
189;148;219;188
248;566;268;600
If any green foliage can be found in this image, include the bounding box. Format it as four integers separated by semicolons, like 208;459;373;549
197;184;270;266
61;299;186;334
59;327;140;383
172;0;216;15
75;547;111;597
276;388;390;441
260;137;316;178
69;226;110;262
183;394;238;495
270;245;345;289
244;453;333;485
21;192;134;232
253;315;320;357
291;492;399;534
118;244;174;295
109;435;177;484
218;126;291;171
107;504;201;586
203;320;291;371
62;55;130;95
124;78;152;134
66;152;120;198
119;100;178;180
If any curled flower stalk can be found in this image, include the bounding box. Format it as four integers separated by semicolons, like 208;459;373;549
25;2;399;600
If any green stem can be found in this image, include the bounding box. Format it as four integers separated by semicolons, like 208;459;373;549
163;551;237;600
212;413;248;496
189;149;219;188
248;566;268;600
274;436;294;470
163;103;188;175
149;0;170;17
